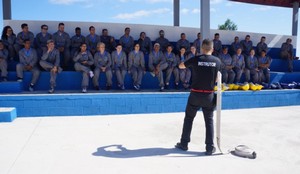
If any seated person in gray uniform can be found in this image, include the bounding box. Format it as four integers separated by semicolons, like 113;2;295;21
70;27;86;58
111;44;127;90
0;40;9;81
148;43;168;91
137;32;152;55
52;23;71;69
73;43;94;93
219;47;235;84
258;50;272;84
212;33;222;57
232;48;245;84
128;43;145;91
35;24;52;58
176;33;190;54
164;44;179;89
240;35;253;57
177;46;191;89
14;23;35;55
86;26;100;56
188;45;198;58
193;32;201;55
280;38;294;72
256;36;268;56
40;39;62;93
119;27;134;55
245;49;259;84
1;26;17;60
16;39;40;91
155;30;169;53
93;42;113;90
230;36;242;56
100;29;116;53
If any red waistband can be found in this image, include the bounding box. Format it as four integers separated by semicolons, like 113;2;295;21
191;89;214;93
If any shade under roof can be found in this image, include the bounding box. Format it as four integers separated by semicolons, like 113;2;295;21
230;0;300;8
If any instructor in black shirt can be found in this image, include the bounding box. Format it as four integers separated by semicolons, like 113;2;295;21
175;39;221;155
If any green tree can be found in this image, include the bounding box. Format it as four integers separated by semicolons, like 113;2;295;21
218;19;238;31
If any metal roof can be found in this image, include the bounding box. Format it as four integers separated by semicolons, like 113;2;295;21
230;0;300;8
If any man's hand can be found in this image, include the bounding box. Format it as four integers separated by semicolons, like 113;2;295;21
25;65;32;70
179;62;186;69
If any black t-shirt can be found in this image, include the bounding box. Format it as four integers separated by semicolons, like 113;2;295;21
184;54;221;91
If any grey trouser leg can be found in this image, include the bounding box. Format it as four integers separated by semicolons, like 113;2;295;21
131;66;143;86
166;67;179;84
74;62;90;88
157;63;168;87
233;68;243;83
115;67;126;86
40;60;57;87
8;45;16;59
244;69;250;82
93;67;113;87
0;60;8;77
180;68;191;84
16;64;40;85
222;69;235;84
249;69;258;83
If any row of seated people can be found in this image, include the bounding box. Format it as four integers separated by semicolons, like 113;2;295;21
1;22;292;70
0;36;272;93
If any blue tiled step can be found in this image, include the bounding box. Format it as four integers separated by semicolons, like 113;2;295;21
0;81;22;93
0;107;17;122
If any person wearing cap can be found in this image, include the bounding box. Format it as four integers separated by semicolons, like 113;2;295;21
111;44;127;90
93;42;113;90
35;24;52;58
240;35;253;57
177;46;190;89
258;50;272;84
175;39;221;155
280;38;294;72
14;23;35;54
244;49;259;83
73;43;94;93
148;43;168;91
128;43;145;90
137;32;152;55
193;32;201;54
256;36;268;56
164;44;179;89
70;27;86;58
176;33;190;54
212;33;222;57
155;30;169;53
40;39;62;93
119;27;134;55
0;40;9;81
86;26;100;56
219;47;235;84
16;39;40;91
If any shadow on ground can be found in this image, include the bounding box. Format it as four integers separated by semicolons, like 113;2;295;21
92;144;223;158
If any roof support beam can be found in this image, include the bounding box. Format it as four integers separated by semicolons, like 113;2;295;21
292;1;299;36
200;0;210;44
173;0;179;26
2;0;12;20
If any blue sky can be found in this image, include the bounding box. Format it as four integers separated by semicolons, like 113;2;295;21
0;0;298;41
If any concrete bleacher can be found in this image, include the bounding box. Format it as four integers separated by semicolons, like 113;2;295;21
1;20;300;121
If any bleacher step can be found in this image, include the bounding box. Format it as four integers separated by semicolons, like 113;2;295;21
0;107;17;122
0;82;22;93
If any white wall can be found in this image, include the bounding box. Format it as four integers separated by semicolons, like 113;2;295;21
4;19;297;48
